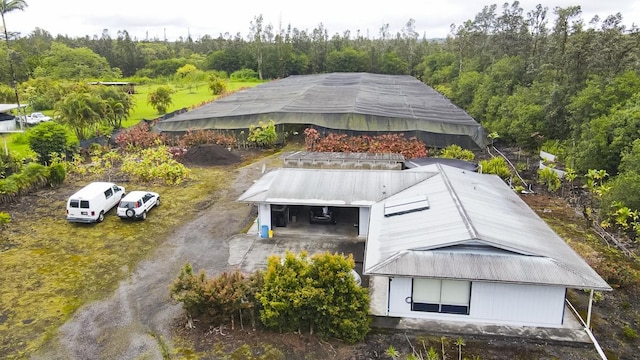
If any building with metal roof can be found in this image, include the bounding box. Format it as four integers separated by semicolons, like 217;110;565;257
283;151;405;170
238;163;610;328
156;73;487;149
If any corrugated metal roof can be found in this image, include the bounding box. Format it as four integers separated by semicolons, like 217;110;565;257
364;164;611;291
238;168;435;206
284;151;405;162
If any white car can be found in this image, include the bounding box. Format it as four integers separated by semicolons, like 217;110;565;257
24;112;52;125
117;191;160;220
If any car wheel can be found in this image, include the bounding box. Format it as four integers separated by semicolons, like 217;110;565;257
97;211;105;223
126;209;135;218
141;211;147;220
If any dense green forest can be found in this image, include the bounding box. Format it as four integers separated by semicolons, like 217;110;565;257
2;2;640;228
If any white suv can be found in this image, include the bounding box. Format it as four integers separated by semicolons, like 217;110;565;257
117;191;160;220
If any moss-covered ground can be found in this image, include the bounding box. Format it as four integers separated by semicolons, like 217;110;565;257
0;166;230;359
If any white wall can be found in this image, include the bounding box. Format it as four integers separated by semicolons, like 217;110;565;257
358;207;370;237
258;203;271;237
387;277;566;327
470;282;565;326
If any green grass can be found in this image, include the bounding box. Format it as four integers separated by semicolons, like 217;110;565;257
0;166;232;358
5;80;264;157
124;81;263;128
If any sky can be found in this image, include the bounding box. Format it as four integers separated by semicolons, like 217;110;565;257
5;0;640;42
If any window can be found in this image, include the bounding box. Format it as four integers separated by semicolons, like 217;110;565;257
412;279;470;315
69;200;79;208
80;200;90;209
104;188;113;199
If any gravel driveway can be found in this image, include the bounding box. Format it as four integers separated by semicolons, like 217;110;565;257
34;161;267;359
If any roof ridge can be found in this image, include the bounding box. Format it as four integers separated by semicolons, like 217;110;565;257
438;163;479;240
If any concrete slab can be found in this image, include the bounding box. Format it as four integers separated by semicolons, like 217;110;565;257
371;307;592;344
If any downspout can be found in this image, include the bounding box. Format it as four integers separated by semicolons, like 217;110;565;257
587;289;594;328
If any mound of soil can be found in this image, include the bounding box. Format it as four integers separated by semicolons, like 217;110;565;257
180;144;242;166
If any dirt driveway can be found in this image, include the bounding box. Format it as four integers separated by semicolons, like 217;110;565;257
35;156;366;359
34;160;269;359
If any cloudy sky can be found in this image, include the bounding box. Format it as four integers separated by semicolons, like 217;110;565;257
6;0;639;41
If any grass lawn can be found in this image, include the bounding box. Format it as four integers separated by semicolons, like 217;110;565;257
5;80;264;157
0;166;234;358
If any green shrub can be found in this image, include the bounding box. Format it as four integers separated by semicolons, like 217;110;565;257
121;146;190;184
11;132;29;145
259;251;370;343
170;263;263;328
248;120;278;148
0;211;10;226
0;178;19;203
26;122;69;165
230;68;259;81
208;70;228;79
438;144;475;161
538;167;561;192
479;157;511;180
47;163;66;185
600;172;640;219
208;76;228;95
622;325;639;340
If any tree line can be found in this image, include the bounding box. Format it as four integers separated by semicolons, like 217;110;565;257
2;2;640;229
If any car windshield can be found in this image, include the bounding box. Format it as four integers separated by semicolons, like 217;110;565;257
119;201;137;209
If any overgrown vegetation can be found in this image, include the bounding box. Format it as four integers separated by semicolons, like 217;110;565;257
171;251;371;344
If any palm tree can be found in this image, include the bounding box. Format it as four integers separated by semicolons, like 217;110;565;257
55;91;106;140
0;0;28;129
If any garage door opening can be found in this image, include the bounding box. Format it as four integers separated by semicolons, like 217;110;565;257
270;205;360;237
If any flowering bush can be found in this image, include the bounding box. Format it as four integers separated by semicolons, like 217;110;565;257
304;129;427;159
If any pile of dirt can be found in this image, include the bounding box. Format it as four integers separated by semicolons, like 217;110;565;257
179;144;242;166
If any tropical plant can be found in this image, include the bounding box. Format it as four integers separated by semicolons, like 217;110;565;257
439;144;475;161
95;85;134;129
479;157;511;180
55;90;106;140
538;167;561;192
147;86;175;114
248;120;278;147
120;145;190;184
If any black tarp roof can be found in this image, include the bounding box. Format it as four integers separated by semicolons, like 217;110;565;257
156;73;487;149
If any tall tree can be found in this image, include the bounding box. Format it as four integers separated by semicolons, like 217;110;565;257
249;14;265;80
0;0;28;128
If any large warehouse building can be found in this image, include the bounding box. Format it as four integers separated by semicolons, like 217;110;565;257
156;73;487;149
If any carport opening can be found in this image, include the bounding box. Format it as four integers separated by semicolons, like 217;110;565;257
270;205;360;236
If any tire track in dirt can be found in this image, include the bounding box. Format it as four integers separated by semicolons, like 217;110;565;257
33;161;267;360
